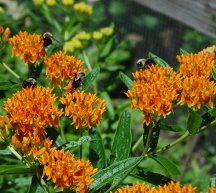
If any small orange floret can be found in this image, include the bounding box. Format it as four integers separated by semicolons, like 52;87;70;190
9;31;45;64
44;51;86;86
60;91;106;129
38;148;97;192
125;65;182;125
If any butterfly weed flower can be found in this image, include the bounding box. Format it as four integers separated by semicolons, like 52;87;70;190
0;116;12;148
177;53;216;109
3;86;63;135
44;51;86;86
177;53;215;79
199;45;216;60
126;65;182;125
9;31;46;64
112;181;197;193
61;0;74;6
60;91;106;129
38;148;97;192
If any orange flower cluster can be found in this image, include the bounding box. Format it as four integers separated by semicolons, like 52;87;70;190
113;181;197;193
44;51;86;86
177;53;215;78
38;147;97;192
3;87;63;152
210;187;216;193
126;65;182;125
60;91;106;128
177;53;216;109
9;31;45;64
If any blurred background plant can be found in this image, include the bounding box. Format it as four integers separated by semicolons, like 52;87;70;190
0;0;216;192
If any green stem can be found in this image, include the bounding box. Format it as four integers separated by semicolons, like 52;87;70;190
80;131;83;159
1;62;21;80
36;170;50;193
105;125;154;193
131;135;142;152
59;120;66;143
28;63;33;78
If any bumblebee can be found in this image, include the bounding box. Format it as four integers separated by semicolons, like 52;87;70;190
43;32;60;47
72;72;86;89
136;58;155;70
22;78;36;88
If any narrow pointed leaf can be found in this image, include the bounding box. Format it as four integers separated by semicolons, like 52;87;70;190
62;136;92;150
148;52;170;67
0;82;21;90
110;111;132;164
0;165;33;175
83;67;100;91
100;92;115;120
28;175;45;193
150;155;180;177
100;36;116;58
160;124;183;132
212;68;216;81
133;170;172;185
179;48;188;55
89;157;142;191
187;109;202;134
89;128;106;169
119;72;133;89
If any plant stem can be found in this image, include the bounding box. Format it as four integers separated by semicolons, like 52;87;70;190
80;131;83;159
59;120;66;143
36;169;50;193
1;62;21;80
105;125;154;193
131;135;142;152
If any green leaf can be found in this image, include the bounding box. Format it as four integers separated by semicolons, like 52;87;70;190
209;176;216;188
82;67;100;91
100;92;115;120
143;122;161;153
187;109;202;134
100;36;116;58
151;155;180;177
201;108;216;127
148;52;170;67
110;111;132;164
89;157;142;191
0;82;21;90
0;165;33;175
179;48;188;55
134;170;172;185
212;68;216;81
106;50;131;64
89;128;106;169
28;175;45;193
118;72;133;89
62;136;92;150
160;124;183;132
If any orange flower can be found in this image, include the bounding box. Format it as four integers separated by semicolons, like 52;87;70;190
44;51;86;86
60;91;106;128
0;26;11;42
210;187;216;193
3;86;63;136
113;181;197;193
177;53;215;79
126;65;182;125
9;31;45;64
180;76;216;109
38;148;97;192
